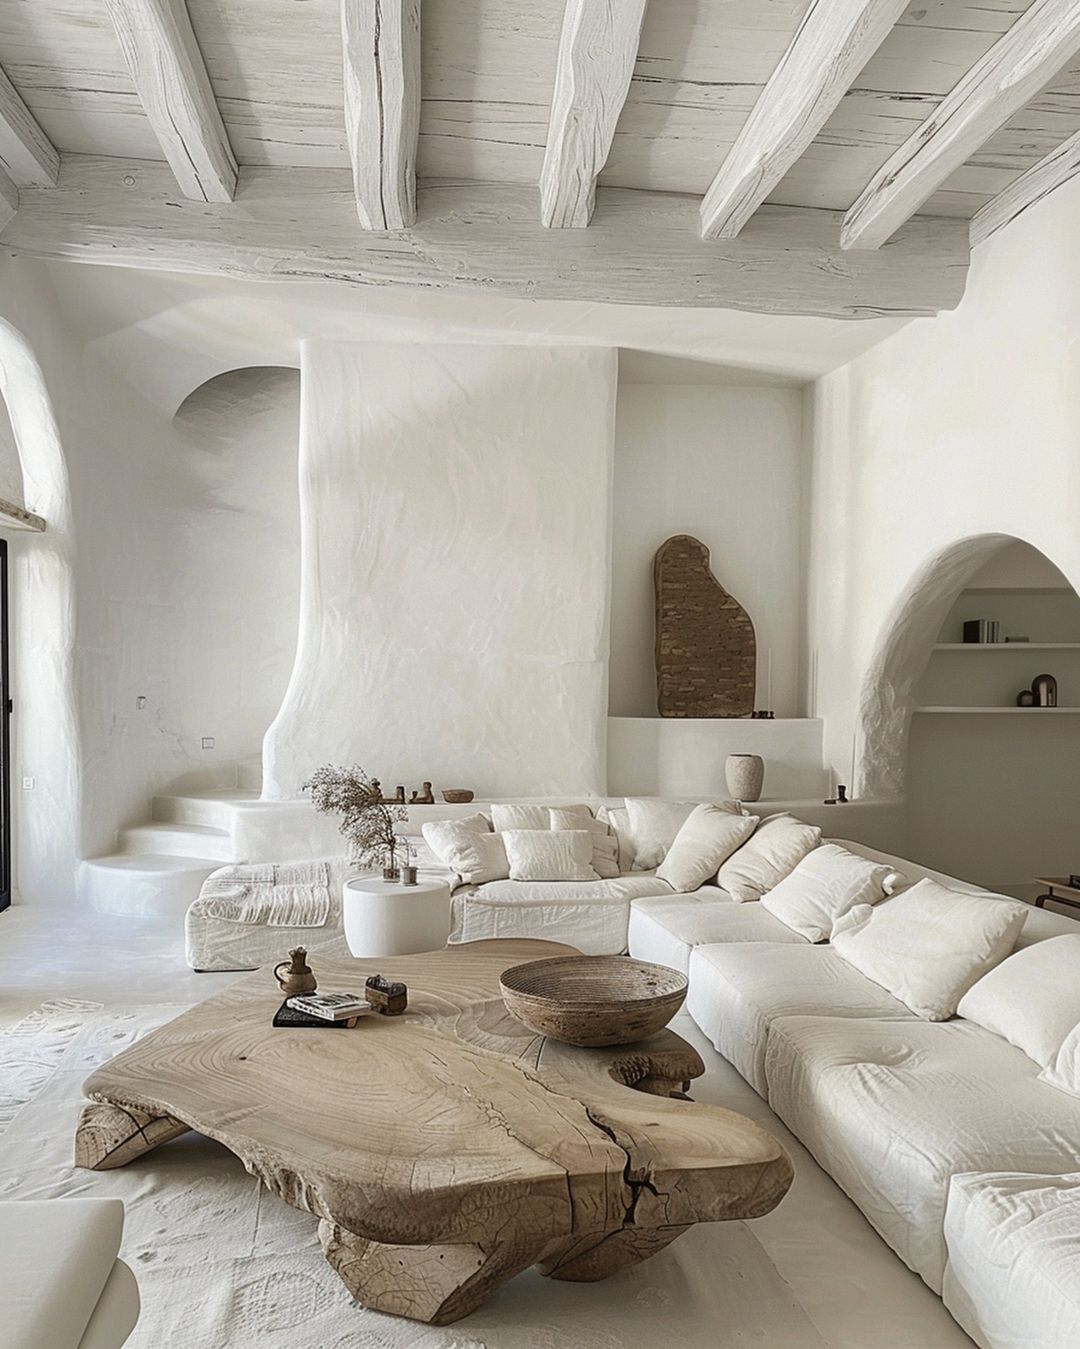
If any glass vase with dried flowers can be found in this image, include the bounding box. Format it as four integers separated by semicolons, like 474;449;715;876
303;765;409;881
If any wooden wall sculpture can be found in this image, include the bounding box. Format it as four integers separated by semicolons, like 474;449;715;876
654;534;756;718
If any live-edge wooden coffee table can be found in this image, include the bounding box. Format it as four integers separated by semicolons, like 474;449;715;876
75;939;793;1325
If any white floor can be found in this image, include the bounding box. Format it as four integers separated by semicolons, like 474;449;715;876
0;902;974;1348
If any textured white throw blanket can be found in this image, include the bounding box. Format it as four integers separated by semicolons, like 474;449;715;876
197;859;348;928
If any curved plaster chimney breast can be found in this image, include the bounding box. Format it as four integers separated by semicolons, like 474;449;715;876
654;534;756;718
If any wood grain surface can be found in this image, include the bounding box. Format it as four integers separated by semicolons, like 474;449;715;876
76;937;792;1323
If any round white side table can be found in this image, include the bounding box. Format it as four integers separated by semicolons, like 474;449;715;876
342;876;452;958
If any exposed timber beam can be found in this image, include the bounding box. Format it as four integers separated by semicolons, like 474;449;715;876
970;128;1080;247
0;496;45;532
0;64;58;187
0;158;970;319
341;0;421;231
0;166;16;229
841;0;1080;250
700;0;908;241
103;0;237;202
540;0;649;228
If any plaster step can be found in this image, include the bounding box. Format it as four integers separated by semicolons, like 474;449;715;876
152;789;259;829
117;821;235;862
78;853;222;917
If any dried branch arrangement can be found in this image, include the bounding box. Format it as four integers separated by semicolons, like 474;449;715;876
303;764;410;868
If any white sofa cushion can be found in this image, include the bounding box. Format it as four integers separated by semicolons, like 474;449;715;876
501;829;598;882
597;803;635;872
623;798;741;870
687;942;916;1096
490;802;590;832
656;805;758;893
1040;1020;1080;1100
943;1171;1080;1349
628;891;807;974
957;934;1080;1068
715;813;822;903
449;873;670;955
421;817;509;884
550;808;619;879
764;1015;1080;1292
831;879;1027;1020
760;843;899;943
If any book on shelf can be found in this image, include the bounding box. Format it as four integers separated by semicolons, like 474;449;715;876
287;992;370;1022
962;619;1001;644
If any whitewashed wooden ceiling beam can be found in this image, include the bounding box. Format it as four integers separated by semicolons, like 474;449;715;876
699;0;909;241
841;0;1080;250
0;64;59;187
0;158;971;319
539;0;649;228
0;166;17;230
341;0;421;231
103;0;237;202
970;128;1080;247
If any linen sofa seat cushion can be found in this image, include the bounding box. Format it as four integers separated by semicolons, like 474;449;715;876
943;1171;1080;1349
628;892;807;974
656;805;758;893
957;934;1080;1068
550;808;619;879
760;843;899;943
490;802;591;832
715;813;822;903
687;943;916;1096
501;829;598;882
421;816;509;884
764;1014;1080;1292
1;1197;134;1349
449;873;671;955
830;879;1027;1020
623;797;741;871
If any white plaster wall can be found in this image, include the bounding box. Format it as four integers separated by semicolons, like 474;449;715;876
0;400;25;506
610;382;805;718
805;173;1080;887
263;339;617;799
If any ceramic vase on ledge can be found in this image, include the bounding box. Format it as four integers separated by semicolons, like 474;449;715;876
725;753;764;803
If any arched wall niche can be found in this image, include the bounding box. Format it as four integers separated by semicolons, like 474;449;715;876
856;533;1077;801
0;317;79;902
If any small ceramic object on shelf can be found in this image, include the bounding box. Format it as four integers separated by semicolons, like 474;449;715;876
1033;673;1058;707
274;947;317;997
1017;689;1037;707
409;782;435;804
442;789;475;803
725;753;764;803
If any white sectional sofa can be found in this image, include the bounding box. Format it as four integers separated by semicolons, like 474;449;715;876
627;837;1080;1349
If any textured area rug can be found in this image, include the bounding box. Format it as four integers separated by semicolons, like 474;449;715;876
0;1003;825;1349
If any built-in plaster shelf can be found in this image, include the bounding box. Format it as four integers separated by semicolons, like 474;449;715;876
915;706;1080;714
933;643;1080;651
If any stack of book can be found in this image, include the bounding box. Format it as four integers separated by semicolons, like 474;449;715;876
273;992;370;1029
962;619;1001;644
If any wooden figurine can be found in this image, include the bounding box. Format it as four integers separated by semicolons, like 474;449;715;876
392;785;406;803
274;947;318;997
365;973;408;1016
409;782;435;804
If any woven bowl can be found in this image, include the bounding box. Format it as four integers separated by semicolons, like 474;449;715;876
499;955;688;1047
441;789;474;803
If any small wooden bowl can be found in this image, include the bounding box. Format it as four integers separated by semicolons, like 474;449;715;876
499;955;688;1047
442;789;475;803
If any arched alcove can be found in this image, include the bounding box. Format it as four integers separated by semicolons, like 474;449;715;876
170;367;301;791
0;318;79;903
858;534;1080;896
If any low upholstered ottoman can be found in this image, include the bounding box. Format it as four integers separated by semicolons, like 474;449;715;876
1;1198;139;1349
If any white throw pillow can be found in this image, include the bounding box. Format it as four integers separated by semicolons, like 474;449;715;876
597;804;635;872
421;816;508;884
624;798;742;871
1040;1020;1080;1099
760;842;899;942
490;802;590;832
715;813;823;903
656;806;758;893
830;878;1028;1021
958;935;1080;1068
501;830;599;883
550;809;619;879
